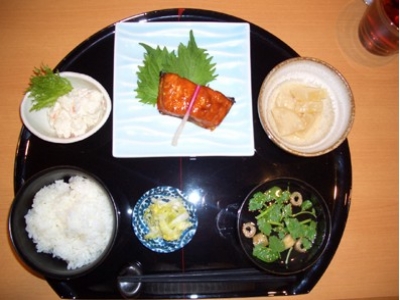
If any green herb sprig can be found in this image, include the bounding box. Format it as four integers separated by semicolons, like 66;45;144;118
135;30;218;105
25;65;72;111
247;186;317;265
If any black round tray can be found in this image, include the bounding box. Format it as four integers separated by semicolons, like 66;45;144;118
13;8;352;299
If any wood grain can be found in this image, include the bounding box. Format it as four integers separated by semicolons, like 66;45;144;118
0;1;398;299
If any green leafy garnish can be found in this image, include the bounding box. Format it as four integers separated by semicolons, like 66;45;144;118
135;30;218;105
245;186;318;266
25;65;73;111
135;45;176;106
253;243;280;263
163;30;217;85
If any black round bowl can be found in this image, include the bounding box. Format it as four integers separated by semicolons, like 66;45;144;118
238;178;331;275
8;166;118;280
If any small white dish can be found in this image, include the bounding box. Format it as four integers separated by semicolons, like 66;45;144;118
20;72;112;144
258;57;355;157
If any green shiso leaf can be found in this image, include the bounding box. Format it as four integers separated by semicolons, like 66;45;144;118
164;30;217;85
135;44;176;105
25;65;73;111
134;30;218;106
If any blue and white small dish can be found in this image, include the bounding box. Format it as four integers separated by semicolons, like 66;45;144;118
132;186;198;253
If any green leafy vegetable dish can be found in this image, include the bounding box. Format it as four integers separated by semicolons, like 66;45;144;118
239;179;331;275
135;30;217;106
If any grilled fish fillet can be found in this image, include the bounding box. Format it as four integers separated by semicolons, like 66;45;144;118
157;73;234;130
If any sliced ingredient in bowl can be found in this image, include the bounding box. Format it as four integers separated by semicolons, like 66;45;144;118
269;80;333;145
144;196;193;241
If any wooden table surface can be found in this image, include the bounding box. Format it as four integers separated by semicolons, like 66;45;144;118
0;0;398;299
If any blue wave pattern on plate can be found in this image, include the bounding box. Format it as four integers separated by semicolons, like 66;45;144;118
132;186;198;253
113;22;254;157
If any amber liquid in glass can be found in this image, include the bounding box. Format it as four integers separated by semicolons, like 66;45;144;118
359;0;399;55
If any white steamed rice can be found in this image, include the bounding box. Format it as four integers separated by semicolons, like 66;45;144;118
25;175;114;270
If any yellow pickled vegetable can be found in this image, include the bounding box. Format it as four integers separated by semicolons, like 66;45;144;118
144;197;193;241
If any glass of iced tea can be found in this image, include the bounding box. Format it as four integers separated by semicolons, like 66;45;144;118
358;0;399;56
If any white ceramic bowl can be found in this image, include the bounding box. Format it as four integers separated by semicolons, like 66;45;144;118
258;57;355;156
20;72;112;144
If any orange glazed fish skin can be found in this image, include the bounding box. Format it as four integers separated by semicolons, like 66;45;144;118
157;73;234;130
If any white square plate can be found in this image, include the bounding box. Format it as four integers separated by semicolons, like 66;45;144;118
113;22;254;157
